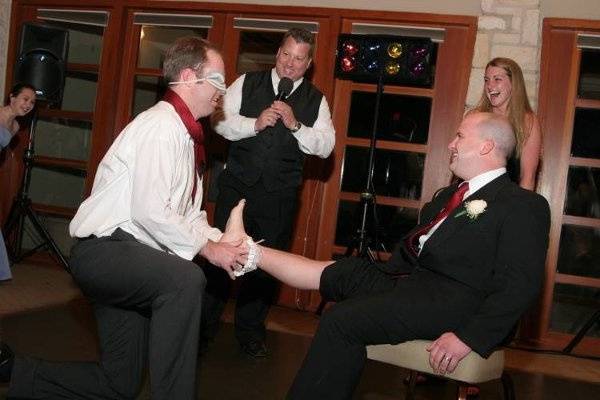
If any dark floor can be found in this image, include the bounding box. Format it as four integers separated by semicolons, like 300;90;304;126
0;299;599;399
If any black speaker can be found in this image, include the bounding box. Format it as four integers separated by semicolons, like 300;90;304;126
14;22;69;103
335;34;435;87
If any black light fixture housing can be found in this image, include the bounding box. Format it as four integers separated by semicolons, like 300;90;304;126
335;33;435;87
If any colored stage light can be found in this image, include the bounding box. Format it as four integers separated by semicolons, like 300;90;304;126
335;34;435;86
387;42;403;58
341;40;359;56
410;44;429;59
385;61;401;75
409;61;426;77
365;59;380;73
340;56;356;72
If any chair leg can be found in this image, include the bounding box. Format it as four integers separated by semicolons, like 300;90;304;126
457;384;469;400
406;371;418;400
501;372;515;400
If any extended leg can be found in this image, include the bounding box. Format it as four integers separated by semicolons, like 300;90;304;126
223;199;333;290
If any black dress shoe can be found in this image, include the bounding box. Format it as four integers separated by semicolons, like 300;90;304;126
0;342;15;383
240;339;268;358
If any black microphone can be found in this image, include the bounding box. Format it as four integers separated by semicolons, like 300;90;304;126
275;77;293;101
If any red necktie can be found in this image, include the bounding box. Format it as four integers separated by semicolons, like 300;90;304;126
162;89;205;203
406;182;470;256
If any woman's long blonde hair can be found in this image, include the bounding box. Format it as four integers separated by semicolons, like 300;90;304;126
474;57;533;156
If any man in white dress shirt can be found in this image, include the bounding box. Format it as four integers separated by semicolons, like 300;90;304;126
1;37;245;400
202;28;335;357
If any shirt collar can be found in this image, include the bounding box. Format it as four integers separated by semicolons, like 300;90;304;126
464;167;506;199
271;68;303;96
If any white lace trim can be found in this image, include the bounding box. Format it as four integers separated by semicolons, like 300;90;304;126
233;237;263;277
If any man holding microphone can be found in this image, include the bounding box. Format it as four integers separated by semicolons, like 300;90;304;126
205;27;335;357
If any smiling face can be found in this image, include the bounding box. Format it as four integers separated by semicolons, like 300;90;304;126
275;36;312;82
10;87;36;117
448;114;487;180
191;49;225;118
484;65;512;114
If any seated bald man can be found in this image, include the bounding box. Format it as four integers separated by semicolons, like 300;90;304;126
225;112;551;400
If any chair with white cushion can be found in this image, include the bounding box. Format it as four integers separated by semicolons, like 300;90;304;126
367;340;514;400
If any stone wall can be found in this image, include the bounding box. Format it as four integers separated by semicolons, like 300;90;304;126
466;0;542;110
0;0;11;99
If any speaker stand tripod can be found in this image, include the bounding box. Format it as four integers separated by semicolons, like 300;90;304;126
562;309;600;354
3;109;70;272
316;72;387;315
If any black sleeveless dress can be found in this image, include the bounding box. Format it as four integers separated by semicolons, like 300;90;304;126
507;153;520;184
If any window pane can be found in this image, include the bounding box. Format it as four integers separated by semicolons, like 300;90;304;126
557;225;600;279
35;117;92;161
138;26;208;69
335;200;418;251
577;49;600;100
347;92;431;144
341;146;424;199
571;108;600;159
237;31;282;75
133;76;166;117
29;166;86;209
61;71;98;112
21;215;75;256
44;20;104;64
563;166;600;218
550;283;600;337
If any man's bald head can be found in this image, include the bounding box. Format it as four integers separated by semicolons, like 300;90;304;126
474;112;516;162
448;112;516;180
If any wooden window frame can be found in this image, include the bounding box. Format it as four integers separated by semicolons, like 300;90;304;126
527;17;600;354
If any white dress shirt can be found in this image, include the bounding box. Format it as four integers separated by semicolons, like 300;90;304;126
418;167;507;253
69;101;222;260
212;69;335;158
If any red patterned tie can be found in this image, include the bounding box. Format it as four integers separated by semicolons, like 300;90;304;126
406;182;470;256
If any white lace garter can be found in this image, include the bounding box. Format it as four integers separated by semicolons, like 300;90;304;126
233;237;264;277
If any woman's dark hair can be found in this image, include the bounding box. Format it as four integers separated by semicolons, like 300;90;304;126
5;82;36;105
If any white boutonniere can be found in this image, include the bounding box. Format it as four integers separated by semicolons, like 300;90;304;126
455;199;487;220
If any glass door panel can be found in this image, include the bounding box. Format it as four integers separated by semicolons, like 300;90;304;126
35;117;92;160
347;91;432;144
29;166;86;209
21;10;108;256
236;31;281;75
564;166;600;218
62;71;98;112
570;108;600;159
577;49;600;100
341;146;424;200
22;216;76;256
132;76;164;117
48;21;104;65
335;200;418;251
557;224;600;279
138;26;209;69
550;283;600;337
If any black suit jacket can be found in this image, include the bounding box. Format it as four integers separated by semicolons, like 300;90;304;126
385;174;550;357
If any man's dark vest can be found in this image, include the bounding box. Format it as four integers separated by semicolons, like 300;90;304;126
225;70;323;192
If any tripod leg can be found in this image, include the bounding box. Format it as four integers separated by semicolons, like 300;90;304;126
24;204;70;272
562;309;600;354
3;200;27;262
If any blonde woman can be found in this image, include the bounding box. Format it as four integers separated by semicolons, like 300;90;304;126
471;57;542;191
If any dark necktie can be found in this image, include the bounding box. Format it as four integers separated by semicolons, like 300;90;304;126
406;182;470;256
162;89;205;203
